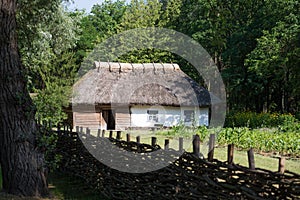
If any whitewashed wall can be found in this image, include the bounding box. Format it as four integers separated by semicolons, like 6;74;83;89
130;105;209;127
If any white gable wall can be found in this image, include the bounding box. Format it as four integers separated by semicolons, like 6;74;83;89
130;105;209;127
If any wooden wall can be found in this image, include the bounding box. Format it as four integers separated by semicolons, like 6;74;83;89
73;112;101;130
115;107;131;130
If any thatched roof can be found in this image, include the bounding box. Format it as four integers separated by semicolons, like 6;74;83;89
72;62;210;107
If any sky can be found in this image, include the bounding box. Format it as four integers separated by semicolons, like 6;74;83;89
67;0;105;12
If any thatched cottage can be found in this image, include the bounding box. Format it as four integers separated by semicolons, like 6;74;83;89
71;62;211;130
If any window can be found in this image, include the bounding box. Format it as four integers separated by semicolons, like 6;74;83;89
147;110;158;122
184;110;194;123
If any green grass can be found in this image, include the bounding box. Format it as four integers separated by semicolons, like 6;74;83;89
0;169;105;200
48;172;107;200
213;147;300;174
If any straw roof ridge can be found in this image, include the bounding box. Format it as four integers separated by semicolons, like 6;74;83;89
73;62;211;107
94;61;180;73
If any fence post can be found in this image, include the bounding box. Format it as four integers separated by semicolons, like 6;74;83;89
179;137;184;152
278;157;285;174
136;136;140;143
116;131;122;140
126;133;131;142
76;126;79;133
102;130;105;137
57;123;61;135
37;116;41;125
208;134;215;162
151;137;157;146
193;134;200;157
109;130;113;139
49;121;52;130
80;126;83;134
136;136;141;153
86;128;90;136
164;139;169;150
247;148;255;170
227;144;234;165
97;129;101;138
42;120;47;128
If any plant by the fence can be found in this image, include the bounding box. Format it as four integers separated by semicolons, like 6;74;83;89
217;127;300;156
158;125;299;156
224;111;299;128
37;126;62;171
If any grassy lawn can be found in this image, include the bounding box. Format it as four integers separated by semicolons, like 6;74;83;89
213;147;300;173
47;172;106;200
0;169;105;200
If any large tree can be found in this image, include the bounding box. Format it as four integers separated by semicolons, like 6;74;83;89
0;0;48;196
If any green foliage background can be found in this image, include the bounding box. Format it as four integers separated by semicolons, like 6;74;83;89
16;0;300;124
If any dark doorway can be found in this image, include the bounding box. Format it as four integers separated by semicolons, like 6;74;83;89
103;110;115;130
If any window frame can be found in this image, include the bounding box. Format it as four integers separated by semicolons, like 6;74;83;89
183;110;194;123
147;110;159;122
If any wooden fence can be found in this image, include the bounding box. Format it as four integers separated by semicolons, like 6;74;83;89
44;122;300;199
65;125;289;174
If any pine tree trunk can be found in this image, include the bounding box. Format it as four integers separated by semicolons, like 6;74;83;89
0;0;48;197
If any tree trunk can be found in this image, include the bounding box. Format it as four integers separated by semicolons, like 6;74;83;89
0;0;48;197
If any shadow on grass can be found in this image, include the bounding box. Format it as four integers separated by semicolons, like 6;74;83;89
0;167;106;200
48;172;108;200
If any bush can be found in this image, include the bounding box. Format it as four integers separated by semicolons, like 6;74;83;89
156;124;209;141
216;127;300;156
224;111;299;129
37;126;62;171
33;82;71;125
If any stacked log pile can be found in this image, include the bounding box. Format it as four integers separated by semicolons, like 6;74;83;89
55;131;300;200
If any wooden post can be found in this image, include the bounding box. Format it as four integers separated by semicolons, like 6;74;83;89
49;121;52;130
227;144;234;165
42;120;47;128
57;124;61;135
193;134;200;157
179;137;183;152
126;133;131;142
102;130;105;137
37;116;41;125
247;148;255;170
278;157;285;174
80;126;83;134
208;134;215;162
116;131;122;140
164;139;169;150
151;137;157;146
136;136;140;143
86;127;90;136
109;130;113;139
76;126;79;133
97;129;101;138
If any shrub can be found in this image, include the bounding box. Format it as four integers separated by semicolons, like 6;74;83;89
216;127;299;156
224;111;299;129
36;126;62;171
